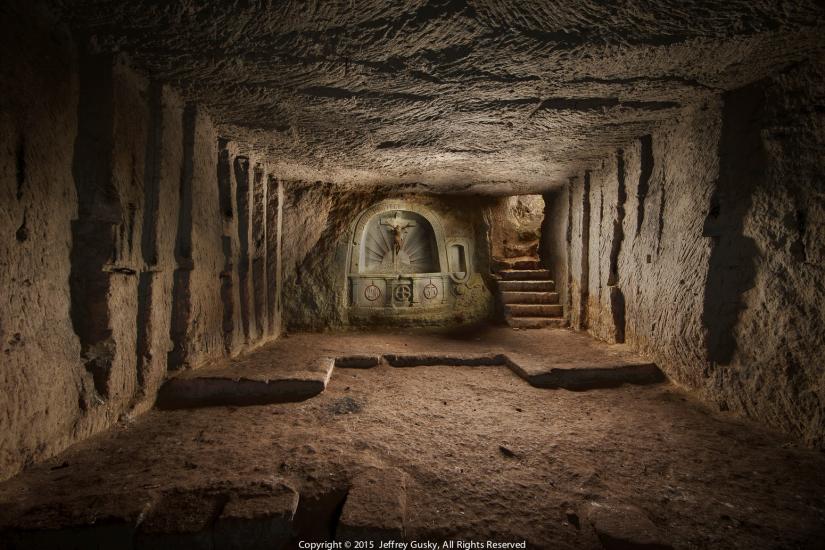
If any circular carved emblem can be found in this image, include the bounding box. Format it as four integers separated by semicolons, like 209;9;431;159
364;283;381;301
393;285;412;302
422;281;439;300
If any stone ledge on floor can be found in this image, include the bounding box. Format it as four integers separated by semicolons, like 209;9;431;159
154;334;665;409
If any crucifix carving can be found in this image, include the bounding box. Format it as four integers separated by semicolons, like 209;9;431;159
380;212;416;262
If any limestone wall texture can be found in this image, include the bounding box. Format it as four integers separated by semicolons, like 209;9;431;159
543;60;825;448
217;148;283;350
541;185;570;317
0;3;282;482
135;84;182;406
1;2;85;484
281;183;496;330
216;140;245;357
489;195;544;265
167;106;225;369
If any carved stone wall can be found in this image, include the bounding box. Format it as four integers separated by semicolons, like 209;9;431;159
542;59;825;449
347;202;453;320
0;3;283;482
357;210;441;274
281;188;495;330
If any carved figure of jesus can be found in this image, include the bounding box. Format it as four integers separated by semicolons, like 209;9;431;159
380;213;416;257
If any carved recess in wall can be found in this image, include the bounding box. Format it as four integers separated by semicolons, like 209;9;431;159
362;210;438;274
346;200;467;318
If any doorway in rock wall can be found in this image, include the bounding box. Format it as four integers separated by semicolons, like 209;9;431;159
490;195;564;329
491;194;545;268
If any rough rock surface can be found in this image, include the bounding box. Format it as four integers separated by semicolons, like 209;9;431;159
337;467;408;541
213;480;299;550
543;59;825;448
3;0;825;489
584;501;671;550
541;185;571;314
490;195;544;262
1;331;824;547
49;0;825;192
1;1;85;484
0;1;284;482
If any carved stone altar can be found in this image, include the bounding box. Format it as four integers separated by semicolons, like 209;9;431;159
346;200;473;322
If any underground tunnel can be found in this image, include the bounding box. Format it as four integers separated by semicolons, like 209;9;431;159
1;0;825;548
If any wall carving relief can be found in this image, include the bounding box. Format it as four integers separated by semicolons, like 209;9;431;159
361;210;439;273
346;200;475;321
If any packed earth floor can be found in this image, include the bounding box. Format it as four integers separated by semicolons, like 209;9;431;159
1;326;824;549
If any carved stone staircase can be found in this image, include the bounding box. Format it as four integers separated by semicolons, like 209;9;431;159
495;256;565;329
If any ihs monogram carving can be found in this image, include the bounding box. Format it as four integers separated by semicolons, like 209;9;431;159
364;283;381;301
422;280;438;300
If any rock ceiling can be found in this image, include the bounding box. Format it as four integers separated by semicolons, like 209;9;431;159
54;0;825;193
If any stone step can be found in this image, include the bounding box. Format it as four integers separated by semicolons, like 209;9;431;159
498;269;551;281
506;354;665;390
509;258;541;270
505;303;564;317
3;479;299;550
498;280;555;292
501;291;559;305
337;467;408;542
506;317;567;329
495;256;541;270
156;357;335;409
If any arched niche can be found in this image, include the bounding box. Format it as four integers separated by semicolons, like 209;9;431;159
358;211;439;274
346;201;452;312
447;237;472;283
348;201;449;276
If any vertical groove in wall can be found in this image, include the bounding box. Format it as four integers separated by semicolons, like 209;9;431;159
140;83;162;268
636;135;654;236
174;105;195;264
135;81;163;392
167;103;197;370
69;52;119;400
608;150;627;286
566;178;574;320
701;85;762;366
597;181;604;304
219;235;234;354
251;164;267;339
217;140;234;218
579;171;591;329
609;149;627;343
539;192;551;270
266;175;280;336
15;209;28;243
276;179;284;335
234;156;252;342
656;186;666;257
217;139;236;354
15;133;26;200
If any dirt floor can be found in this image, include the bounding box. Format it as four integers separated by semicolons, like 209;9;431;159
1;326;824;549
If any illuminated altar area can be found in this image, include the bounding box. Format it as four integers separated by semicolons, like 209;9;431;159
346;200;476;322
